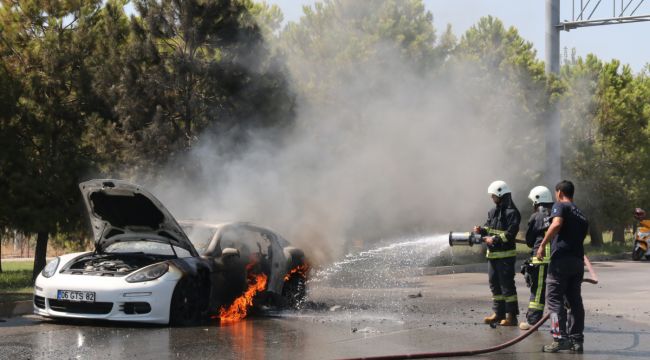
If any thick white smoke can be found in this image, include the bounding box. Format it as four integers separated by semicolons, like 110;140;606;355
144;13;546;265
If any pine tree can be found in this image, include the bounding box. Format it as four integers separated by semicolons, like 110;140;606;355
0;0;103;280
112;0;293;171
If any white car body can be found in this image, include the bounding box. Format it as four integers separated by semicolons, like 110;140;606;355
33;179;204;325
34;251;182;324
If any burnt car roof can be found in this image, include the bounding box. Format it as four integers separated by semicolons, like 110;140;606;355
179;220;292;255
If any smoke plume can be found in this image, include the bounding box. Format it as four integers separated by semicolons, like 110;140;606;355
144;12;546;265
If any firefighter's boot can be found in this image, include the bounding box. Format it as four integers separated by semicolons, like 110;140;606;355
499;313;517;326
542;338;572;353
483;313;504;324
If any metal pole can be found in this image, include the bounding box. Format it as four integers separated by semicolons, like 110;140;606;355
545;0;562;185
546;0;561;74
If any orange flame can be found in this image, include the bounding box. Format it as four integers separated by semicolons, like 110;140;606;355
219;272;268;322
284;263;310;281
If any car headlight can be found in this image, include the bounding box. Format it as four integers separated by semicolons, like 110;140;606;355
42;257;60;278
126;263;169;283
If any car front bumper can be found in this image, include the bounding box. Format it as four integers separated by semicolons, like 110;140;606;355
33;268;182;324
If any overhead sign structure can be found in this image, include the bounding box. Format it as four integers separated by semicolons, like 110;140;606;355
544;0;649;184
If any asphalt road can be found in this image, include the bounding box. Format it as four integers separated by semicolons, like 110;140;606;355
1;260;649;360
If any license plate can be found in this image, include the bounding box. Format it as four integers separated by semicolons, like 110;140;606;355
57;290;96;302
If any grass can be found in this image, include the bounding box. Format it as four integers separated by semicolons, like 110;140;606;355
0;261;34;301
584;232;633;257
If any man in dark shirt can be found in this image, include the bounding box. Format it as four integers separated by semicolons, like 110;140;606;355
536;180;588;353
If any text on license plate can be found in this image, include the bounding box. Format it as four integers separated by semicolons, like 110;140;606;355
57;290;96;302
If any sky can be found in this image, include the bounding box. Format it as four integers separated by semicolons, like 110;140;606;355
269;0;650;72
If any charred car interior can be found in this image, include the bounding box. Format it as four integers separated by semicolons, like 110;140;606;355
180;221;309;316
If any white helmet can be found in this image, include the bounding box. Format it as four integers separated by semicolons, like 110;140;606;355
528;186;553;205
487;180;511;197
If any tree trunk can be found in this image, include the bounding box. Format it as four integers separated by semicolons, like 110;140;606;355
32;231;49;283
589;221;603;247
612;225;625;244
0;235;3;273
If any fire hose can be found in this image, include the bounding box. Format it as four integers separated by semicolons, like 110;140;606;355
340;256;598;360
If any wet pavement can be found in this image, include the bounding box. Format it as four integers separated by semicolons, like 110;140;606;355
1;259;649;360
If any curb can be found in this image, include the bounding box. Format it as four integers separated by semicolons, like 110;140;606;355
585;253;629;262
422;262;485;275
0;300;32;319
423;253;630;276
423;259;525;276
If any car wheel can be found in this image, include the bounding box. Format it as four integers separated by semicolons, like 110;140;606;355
632;248;644;261
282;274;307;309
170;277;201;326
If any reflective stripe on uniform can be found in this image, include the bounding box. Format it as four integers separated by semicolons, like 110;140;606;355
486;249;517;259
528;301;545;310
505;295;518;303
530;243;551;264
484;227;509;242
492;295;505;301
531;264;546;309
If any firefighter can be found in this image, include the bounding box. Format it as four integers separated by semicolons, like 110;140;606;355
473;180;521;326
519;186;553;330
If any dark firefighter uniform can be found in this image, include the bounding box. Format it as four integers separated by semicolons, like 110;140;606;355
523;205;552;325
479;193;521;318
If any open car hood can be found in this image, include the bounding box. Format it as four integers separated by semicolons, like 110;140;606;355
79;179;196;255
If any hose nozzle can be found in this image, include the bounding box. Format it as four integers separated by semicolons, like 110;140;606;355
449;231;484;247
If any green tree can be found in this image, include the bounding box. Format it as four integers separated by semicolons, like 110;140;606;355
279;0;440;103
451;16;550;191
561;56;650;245
79;0;135;175
0;0;102;280
243;0;285;37
0;58;21;273
111;0;293;171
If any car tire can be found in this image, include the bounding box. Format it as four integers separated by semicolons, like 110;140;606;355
169;277;202;326
632;248;644;261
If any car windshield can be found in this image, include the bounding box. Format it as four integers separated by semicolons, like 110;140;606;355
181;225;217;254
104;240;192;258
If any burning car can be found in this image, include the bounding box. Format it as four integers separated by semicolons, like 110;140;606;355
33;179;308;325
179;220;309;320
